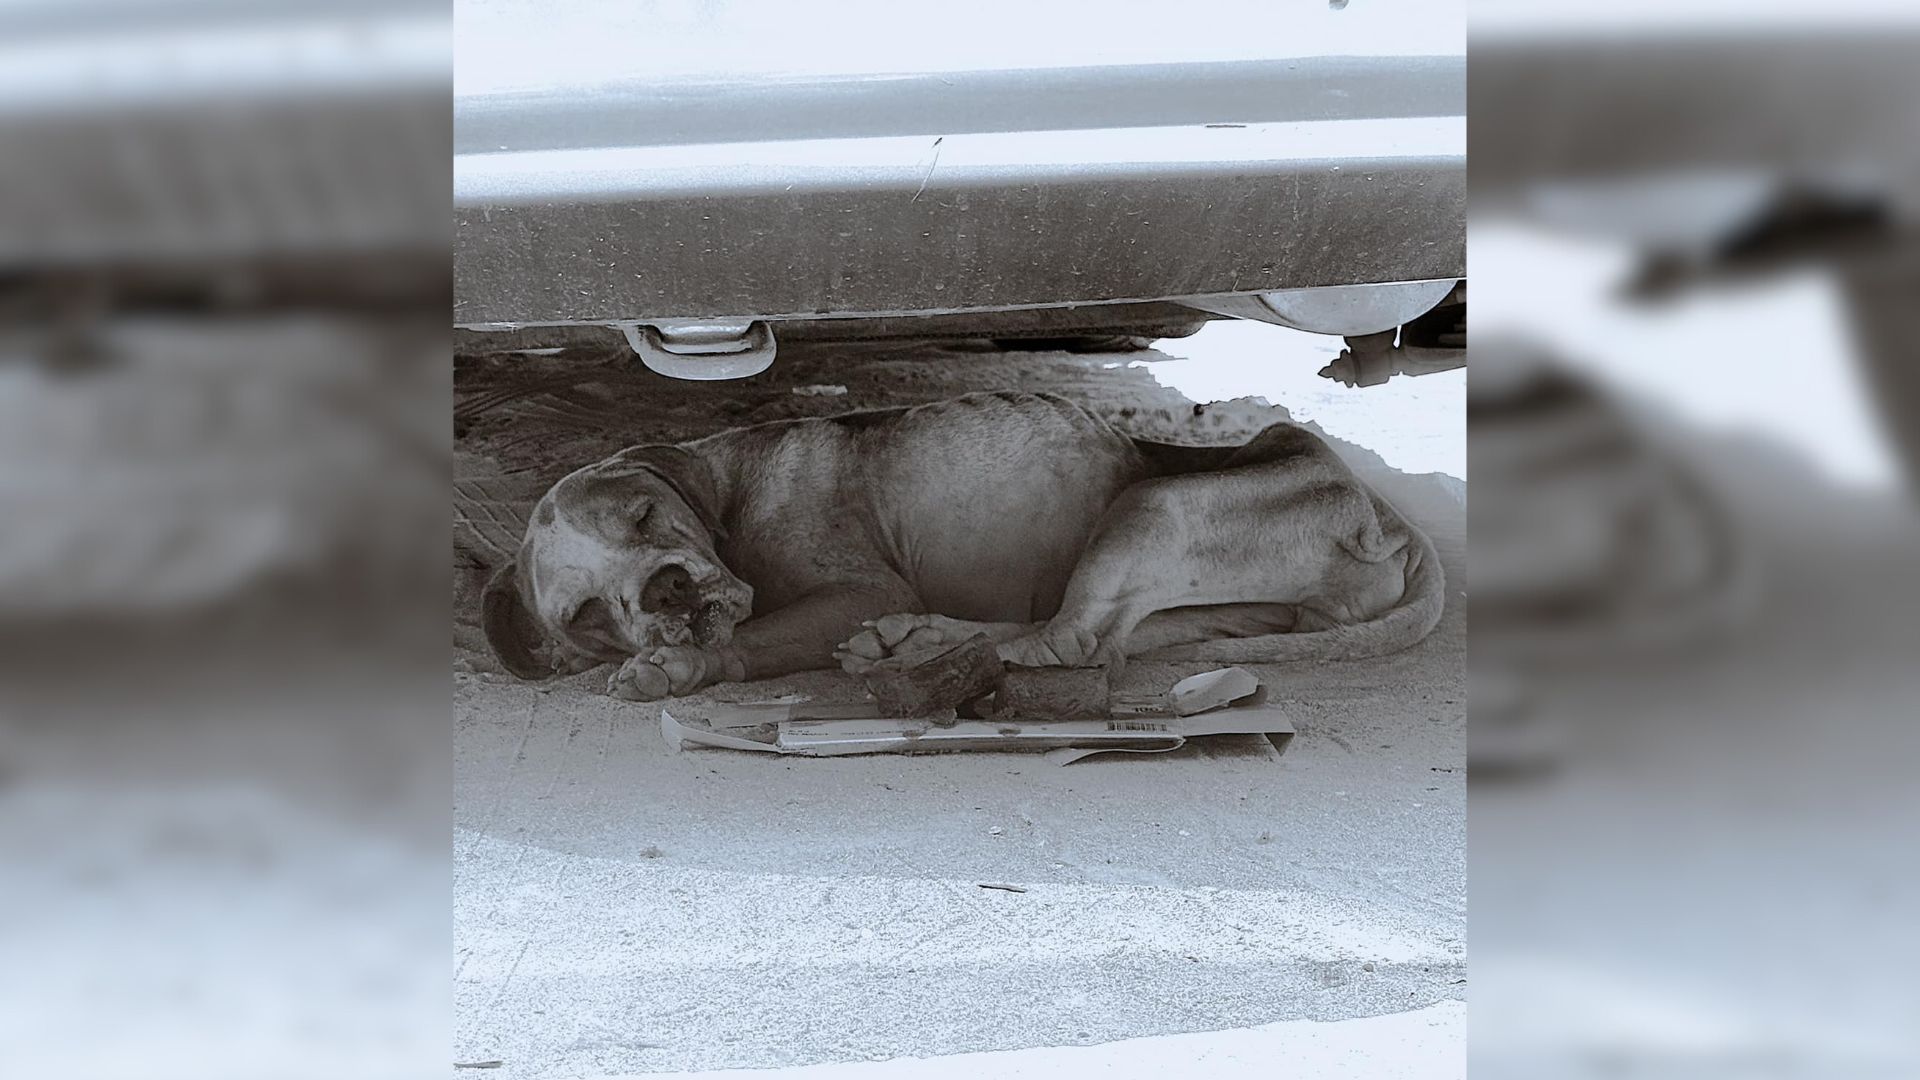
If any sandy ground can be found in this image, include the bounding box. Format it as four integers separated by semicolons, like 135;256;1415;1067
452;331;1466;1077
601;1002;1466;1080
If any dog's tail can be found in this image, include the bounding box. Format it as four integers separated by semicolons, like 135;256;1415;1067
1140;513;1448;664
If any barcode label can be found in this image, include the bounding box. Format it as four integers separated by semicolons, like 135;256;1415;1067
1107;720;1170;732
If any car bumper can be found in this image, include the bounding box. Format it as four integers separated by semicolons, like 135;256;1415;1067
454;23;1465;330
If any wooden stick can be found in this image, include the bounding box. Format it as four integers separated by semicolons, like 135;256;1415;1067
994;664;1111;721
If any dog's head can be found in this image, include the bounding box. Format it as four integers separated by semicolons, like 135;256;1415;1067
482;446;754;679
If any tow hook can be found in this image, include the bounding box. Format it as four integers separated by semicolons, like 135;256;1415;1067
619;319;777;380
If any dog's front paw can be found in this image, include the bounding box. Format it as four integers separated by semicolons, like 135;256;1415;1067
550;646;605;677
834;613;952;675
608;655;672;700
1000;622;1116;670
608;646;743;701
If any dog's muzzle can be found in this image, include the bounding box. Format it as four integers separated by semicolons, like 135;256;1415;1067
640;564;747;648
641;564;697;616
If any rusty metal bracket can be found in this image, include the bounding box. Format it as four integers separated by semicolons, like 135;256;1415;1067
1319;329;1465;388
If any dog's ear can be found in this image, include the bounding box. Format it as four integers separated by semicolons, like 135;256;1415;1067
606;445;727;540
482;559;551;680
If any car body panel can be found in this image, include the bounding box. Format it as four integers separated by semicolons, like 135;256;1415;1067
453;0;1466;329
455;116;1464;325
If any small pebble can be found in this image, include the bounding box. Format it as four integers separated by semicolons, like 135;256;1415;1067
988;826;1004;836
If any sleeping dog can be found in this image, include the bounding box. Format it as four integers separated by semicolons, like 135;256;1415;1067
483;391;1443;700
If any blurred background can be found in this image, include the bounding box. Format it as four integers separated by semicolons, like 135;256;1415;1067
8;0;1920;1077
0;1;449;1076
1470;2;1920;1076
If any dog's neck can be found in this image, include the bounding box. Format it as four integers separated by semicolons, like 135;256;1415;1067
677;439;744;535
685;423;819;530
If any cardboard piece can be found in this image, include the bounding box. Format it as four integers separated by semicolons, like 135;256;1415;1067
1169;666;1262;716
660;669;1293;765
699;700;893;731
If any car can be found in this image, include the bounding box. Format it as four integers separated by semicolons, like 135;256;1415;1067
453;0;1466;382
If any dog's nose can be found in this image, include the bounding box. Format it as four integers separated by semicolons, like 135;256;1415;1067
640;564;696;614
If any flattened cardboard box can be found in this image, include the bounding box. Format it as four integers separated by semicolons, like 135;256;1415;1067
659;685;1292;765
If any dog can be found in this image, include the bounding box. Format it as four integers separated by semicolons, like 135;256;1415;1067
483;391;1444;701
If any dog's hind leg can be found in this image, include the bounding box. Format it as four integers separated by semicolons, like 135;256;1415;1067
837;423;1428;674
996;435;1408;668
1126;603;1303;650
992;474;1249;668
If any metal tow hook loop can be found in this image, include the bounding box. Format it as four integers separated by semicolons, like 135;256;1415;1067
618;319;777;381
